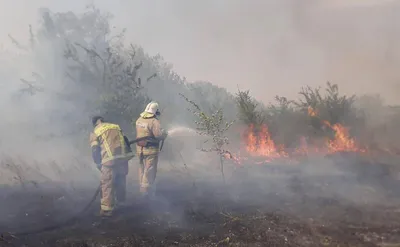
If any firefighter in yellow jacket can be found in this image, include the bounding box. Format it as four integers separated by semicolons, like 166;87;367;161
135;102;168;198
89;116;134;217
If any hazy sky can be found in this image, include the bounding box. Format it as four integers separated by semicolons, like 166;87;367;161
1;0;400;103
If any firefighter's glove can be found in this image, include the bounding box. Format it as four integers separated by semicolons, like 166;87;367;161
96;163;102;171
162;129;169;139
92;146;102;166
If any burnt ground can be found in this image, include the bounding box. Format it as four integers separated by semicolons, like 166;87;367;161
0;154;400;247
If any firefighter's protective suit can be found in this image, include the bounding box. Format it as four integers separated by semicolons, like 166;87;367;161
90;117;134;216
135;102;168;197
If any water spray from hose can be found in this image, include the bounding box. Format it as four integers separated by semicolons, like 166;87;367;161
167;126;197;137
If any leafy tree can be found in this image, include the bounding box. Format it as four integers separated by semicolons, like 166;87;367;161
10;6;240;139
235;89;264;126
180;93;235;182
265;96;306;148
295;81;356;125
9;6;153;144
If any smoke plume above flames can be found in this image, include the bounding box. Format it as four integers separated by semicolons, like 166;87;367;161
2;0;400;104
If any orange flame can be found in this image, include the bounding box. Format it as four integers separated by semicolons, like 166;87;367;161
308;106;318;117
239;107;367;163
322;120;364;153
244;124;288;162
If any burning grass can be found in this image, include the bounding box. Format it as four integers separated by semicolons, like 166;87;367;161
234;106;372;165
232;82;400;167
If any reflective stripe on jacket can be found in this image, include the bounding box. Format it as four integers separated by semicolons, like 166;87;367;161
90;122;134;164
135;115;164;156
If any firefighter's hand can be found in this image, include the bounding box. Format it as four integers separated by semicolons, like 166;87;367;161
163;129;169;138
96;163;102;171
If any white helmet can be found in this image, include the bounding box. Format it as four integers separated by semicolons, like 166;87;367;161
144;101;160;115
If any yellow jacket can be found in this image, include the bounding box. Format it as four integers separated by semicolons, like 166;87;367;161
90;122;134;165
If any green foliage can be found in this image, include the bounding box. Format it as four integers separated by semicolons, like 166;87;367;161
180;93;235;182
235;82;363;148
188;81;236;115
10;6;152;139
265;96;306;148
64;41;151;128
295;81;356;125
180;93;234;152
267;96;295;116
235;89;264;126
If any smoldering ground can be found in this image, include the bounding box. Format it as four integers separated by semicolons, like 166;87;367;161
2;136;400;246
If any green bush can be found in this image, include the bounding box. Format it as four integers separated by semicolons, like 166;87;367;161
235;82;369;150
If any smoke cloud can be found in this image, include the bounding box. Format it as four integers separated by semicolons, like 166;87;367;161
0;0;399;185
1;0;400;105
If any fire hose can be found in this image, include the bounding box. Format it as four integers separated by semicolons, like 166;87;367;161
7;185;102;237
5;136;163;237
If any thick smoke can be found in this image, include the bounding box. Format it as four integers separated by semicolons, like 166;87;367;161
0;4;400;244
2;0;400;104
0;0;398;205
